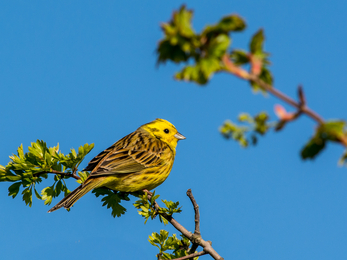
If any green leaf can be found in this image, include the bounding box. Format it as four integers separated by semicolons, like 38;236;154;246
157;40;190;64
301;121;346;160
34;187;42;200
156;5;198;65
8;182;21;198
77;171;89;184
173;5;195;37
175;58;221;85
216;14;246;32
203;14;246;37
159;215;169;225
250;29;264;54
55;180;63;197
301;136;326;160
230;49;249;65
207;34;231;58
92;188;128;218
22;187;33;207
41;186;54;205
159;230;169;243
319;121;346;141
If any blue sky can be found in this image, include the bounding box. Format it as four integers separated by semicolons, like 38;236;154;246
1;1;347;259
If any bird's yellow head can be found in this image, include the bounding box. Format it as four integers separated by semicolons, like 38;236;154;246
140;118;186;151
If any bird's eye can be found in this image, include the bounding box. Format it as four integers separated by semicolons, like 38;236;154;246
164;129;170;134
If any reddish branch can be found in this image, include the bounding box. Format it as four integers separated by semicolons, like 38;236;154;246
223;55;324;124
248;74;325;124
145;190;224;260
223;55;347;147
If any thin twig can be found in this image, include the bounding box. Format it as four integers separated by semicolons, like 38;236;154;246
186;189;201;257
33;170;80;180
187;189;201;236
72;167;79;179
298;85;306;107
144;190;224;260
171;251;207;260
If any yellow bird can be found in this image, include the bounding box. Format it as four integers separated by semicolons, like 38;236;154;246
48;118;185;212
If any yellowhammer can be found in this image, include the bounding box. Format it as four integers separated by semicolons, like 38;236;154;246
48;118;185;212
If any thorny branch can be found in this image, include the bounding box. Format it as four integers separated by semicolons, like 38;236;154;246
144;189;224;260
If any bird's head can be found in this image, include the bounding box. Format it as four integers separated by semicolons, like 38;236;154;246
140;118;186;151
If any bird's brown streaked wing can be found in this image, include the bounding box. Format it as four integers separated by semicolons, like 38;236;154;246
83;143;117;172
85;130;170;177
83;130;141;173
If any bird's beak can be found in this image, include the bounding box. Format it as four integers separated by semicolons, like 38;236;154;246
174;132;186;140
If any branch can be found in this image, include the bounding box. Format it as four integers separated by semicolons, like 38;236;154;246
248;74;325;124
145;190;224;260
33;170;80;180
187;189;200;257
187;189;201;236
223;55;347;148
223;55;325;124
171;251;207;260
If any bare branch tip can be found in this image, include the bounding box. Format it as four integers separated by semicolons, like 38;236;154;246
298;85;306;106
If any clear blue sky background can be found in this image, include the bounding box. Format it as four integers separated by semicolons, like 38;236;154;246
1;1;347;259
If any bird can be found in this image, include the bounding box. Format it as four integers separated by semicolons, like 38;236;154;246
48;118;185;213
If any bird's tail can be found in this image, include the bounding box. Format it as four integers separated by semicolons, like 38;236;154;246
48;177;105;213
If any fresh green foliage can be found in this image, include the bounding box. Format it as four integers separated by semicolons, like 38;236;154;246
92;188;130;218
250;29;264;55
0;140;93;207
220;112;274;147
54;142;95;172
301;121;347;160
134;191;182;225
248;29;273;93
250;66;273;93
157;5;272;89
41;179;71;205
230;49;249;65
76;171;90;184
134;191;161;223
0;141;60;182
148;230;193;260
160;200;182;216
157;5;246;85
